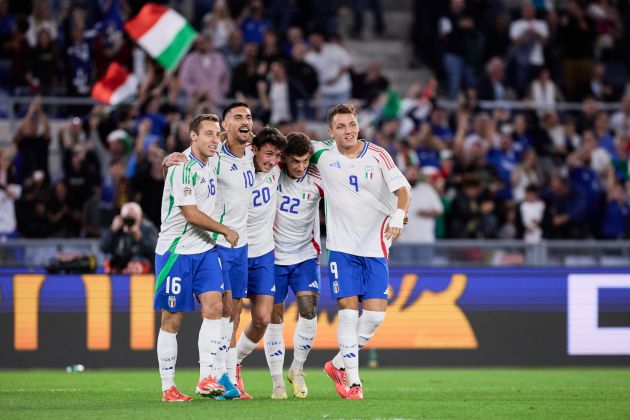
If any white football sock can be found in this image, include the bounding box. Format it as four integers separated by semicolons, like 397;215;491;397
226;347;238;385
198;318;222;380
264;323;285;384
291;316;317;372
211;317;232;378
157;329;177;391
236;331;258;364
332;310;385;370
337;309;360;386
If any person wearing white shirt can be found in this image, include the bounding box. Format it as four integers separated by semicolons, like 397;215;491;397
519;184;545;243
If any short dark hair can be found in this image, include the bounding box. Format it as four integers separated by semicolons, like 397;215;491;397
222;102;250;121
327;103;357;127
525;184;539;195
189;113;219;134
284;132;312;157
253;126;287;151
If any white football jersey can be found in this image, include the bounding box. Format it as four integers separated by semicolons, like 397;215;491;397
247;166;281;258
156;149;218;255
210;142;256;248
311;140;410;258
274;165;323;265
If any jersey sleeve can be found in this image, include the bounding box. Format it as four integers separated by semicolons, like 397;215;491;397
373;147;411;193
170;162;197;207
310;140;334;165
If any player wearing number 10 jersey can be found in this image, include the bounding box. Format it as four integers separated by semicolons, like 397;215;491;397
312;104;411;400
263;132;324;400
154;114;239;402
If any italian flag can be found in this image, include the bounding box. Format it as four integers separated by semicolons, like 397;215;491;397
91;62;138;105
124;4;198;72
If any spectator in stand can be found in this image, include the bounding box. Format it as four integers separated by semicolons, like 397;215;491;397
222;30;245;70
484;10;512;60
518;184;545;243
487;125;518;200
229;41;262;100
82;184;104;238
448;175;498;239
511;148;543;203
0;147;21;239
100;202;158;274
47;180;81;238
439;0;481;100
12;96;50;181
610;93;630;139
26;0;57;47
27;28;59;94
282;26;306;56
600;166;629;239
477;57;513;101
579;62;617;102
101;158;130;225
352;59;389;101
399;166;443;262
259;29;283;66
558;0;596;100
178;35;230;104
429;106;454;143
575;96;599;133
259;59;309;124
304;30;352;117
8;17;30;91
65;25;92;96
508;1;550;97
511;113;534;160
529;67;563;116
587;0;622;61
131;143;164;228
239;0;271;45
15;169;49;237
287;41;319;98
535;110;567;166
593;111;617;158
202;0;236;51
63;143;101;216
413;121;444;168
543;173;588;239
350;0;385;38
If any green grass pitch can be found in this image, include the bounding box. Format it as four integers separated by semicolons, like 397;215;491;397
0;368;629;419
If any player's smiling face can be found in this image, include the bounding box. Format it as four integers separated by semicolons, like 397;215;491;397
284;153;310;179
253;143;282;173
190;120;220;159
222;106;253;144
329;113;360;152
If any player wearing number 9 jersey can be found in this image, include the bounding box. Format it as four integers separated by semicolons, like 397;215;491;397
154;114;239;402
233;128;286;399
312;104;411;400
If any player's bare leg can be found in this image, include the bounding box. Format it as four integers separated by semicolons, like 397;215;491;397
234;294;274;399
288;292;318;398
195;291;226;397
158;311;191;401
265;303;287;399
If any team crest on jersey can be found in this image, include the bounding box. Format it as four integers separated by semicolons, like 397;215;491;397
365;165;374;180
302;192;312;200
183;186;192;196
329;161;341;169
168;296;176;308
332;281;339;294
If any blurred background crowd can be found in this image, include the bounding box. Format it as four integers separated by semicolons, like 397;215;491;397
1;0;630;248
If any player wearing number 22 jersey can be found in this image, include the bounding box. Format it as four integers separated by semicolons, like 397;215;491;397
313;104;411;400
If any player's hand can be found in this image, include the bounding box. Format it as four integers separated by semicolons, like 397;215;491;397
223;228;239;248
111;215;123;231
162;152;187;168
384;225;403;241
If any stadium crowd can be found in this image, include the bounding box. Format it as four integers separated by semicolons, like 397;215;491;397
1;0;630;245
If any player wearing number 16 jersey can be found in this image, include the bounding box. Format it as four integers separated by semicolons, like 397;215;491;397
312;104;411;400
263;132;323;400
154;114;239;402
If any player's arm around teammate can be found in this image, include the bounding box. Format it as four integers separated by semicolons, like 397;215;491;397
155;114;238;402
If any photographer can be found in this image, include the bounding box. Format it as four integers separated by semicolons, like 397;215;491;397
100;202;158;274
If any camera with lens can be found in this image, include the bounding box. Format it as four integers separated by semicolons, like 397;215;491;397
122;216;136;227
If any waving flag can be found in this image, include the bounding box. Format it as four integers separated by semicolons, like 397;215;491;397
124;4;197;72
91;62;138;105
